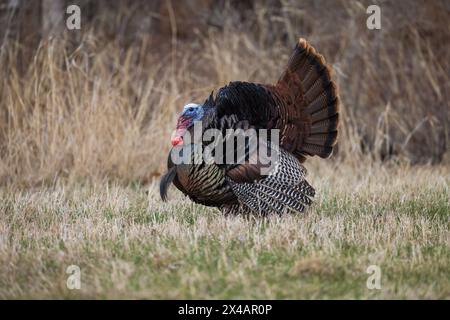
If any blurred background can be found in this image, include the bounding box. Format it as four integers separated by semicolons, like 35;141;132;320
0;0;448;187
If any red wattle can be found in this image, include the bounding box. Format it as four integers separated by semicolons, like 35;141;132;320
171;136;183;146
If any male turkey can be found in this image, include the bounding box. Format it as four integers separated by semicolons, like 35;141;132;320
160;38;339;215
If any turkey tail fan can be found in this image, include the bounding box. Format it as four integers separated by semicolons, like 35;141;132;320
159;166;177;202
277;38;340;160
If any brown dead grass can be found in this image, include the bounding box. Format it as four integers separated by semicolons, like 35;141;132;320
0;0;449;187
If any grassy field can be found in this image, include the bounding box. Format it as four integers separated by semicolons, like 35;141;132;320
1;163;448;299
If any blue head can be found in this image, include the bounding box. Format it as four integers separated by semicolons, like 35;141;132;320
181;103;204;121
171;103;204;146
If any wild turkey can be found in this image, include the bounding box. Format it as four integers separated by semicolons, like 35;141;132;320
160;38;339;215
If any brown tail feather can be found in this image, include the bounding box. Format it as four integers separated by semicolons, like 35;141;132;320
309;114;339;134
276;38;340;160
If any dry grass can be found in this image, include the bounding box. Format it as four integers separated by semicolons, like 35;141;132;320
0;0;449;299
0;163;448;299
0;0;449;186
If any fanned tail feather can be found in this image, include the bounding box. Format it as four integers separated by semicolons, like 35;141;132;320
277;38;340;160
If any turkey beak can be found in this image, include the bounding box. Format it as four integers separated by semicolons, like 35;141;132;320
171;128;186;146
